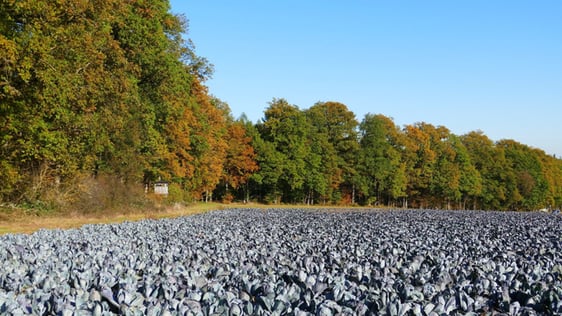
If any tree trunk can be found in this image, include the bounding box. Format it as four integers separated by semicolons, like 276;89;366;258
244;183;250;203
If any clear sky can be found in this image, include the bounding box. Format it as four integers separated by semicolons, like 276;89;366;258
169;1;562;157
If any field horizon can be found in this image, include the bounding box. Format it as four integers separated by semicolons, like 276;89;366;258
1;203;558;236
0;202;385;235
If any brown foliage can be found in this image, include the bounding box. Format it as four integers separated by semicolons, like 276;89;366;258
223;122;259;189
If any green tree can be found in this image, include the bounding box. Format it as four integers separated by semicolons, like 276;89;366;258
450;135;482;209
301;134;328;204
498;139;550;210
305;102;359;204
402;123;437;208
256;99;308;203
0;0;142;204
538;152;562;208
461;131;516;210
250;125;285;204
0;0;223;209
357;114;406;206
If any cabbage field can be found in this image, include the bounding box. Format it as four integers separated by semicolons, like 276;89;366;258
1;209;561;315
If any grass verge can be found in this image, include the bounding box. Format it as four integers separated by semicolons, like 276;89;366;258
0;202;376;235
0;202;234;235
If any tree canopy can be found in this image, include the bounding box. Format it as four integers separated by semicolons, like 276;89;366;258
1;0;560;211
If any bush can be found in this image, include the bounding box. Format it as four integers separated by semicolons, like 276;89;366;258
221;193;234;204
166;183;186;204
66;175;153;214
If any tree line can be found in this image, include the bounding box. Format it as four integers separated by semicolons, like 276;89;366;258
240;99;562;211
1;0;561;211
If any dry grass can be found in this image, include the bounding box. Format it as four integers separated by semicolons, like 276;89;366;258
0;202;375;235
0;202;231;235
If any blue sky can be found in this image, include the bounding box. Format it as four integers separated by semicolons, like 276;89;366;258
170;1;562;157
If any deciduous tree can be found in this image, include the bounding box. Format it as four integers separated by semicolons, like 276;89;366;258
358;114;405;206
305;102;358;204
